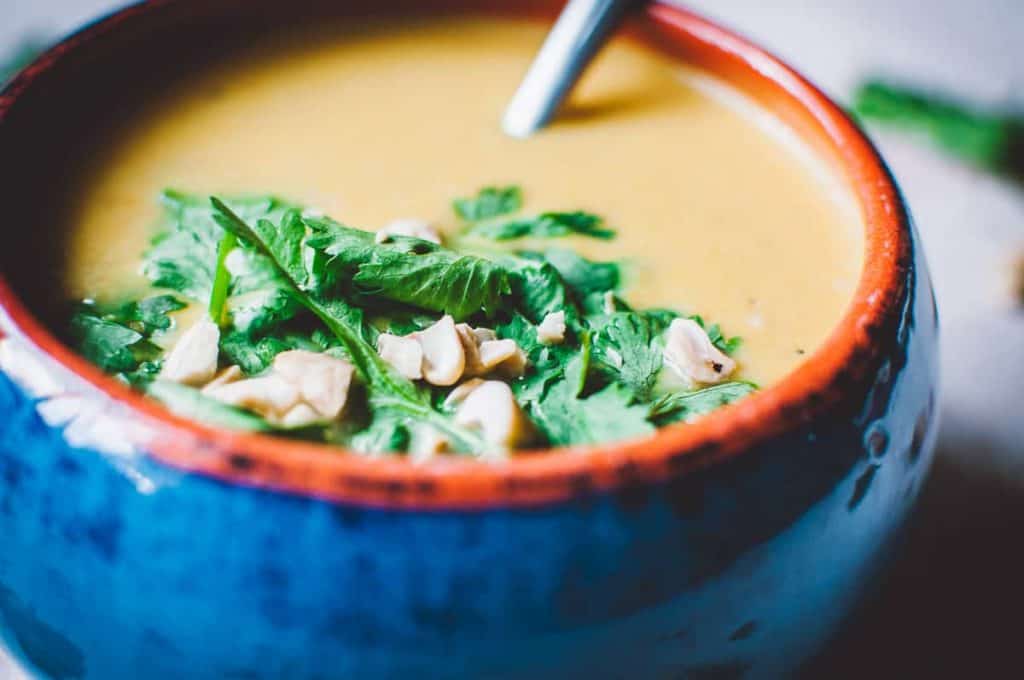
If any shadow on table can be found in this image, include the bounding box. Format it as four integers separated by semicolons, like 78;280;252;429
802;430;1024;678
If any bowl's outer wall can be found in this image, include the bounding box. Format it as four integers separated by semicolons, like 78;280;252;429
0;2;939;679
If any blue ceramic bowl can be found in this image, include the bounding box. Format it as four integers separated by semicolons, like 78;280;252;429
0;1;938;678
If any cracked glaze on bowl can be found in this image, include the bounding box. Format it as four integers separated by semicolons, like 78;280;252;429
0;1;938;678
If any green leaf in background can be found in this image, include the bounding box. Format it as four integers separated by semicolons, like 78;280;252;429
0;37;47;83
853;79;1024;173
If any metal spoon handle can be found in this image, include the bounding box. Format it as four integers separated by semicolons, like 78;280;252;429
502;0;637;138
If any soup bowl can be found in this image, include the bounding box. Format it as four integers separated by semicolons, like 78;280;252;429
0;1;938;678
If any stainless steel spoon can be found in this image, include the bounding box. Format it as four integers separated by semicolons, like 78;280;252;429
502;0;638;138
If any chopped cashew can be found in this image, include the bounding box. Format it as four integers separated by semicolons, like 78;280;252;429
160;317;220;386
443;378;486;409
537;311;566;345
493;345;528;379
374;218;442;245
478;339;519;370
205;350;355;427
471;327;497;343
201;365;243;393
663;318;736;386
205;374;301;419
377;333;424;380
273;350;354;420
456;324;527;379
414;316;466;386
454;380;534;451
278;403;323;429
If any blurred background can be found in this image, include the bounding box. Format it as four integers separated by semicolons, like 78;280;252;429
4;0;1023;677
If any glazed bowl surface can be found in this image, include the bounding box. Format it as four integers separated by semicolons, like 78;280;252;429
0;1;938;678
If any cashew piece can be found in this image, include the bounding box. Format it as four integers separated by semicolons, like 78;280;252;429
454;380;534;451
377;333;424;380
663;318;736;386
160;317;220;387
537;311;566;345
414;316;466;386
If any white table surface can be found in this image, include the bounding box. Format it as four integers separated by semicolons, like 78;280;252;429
4;1;1023;677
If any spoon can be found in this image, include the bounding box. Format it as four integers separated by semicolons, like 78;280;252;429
502;0;638;138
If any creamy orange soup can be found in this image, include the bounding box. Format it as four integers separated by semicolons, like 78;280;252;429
61;16;863;387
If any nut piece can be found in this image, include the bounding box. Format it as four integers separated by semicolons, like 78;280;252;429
375;218;442;245
202;365;243;393
537;311;566;345
205;374;301;419
377;333;424;380
454;380;534;451
278;403;324;429
456;324;527;379
159;317;220;386
273;350;354;420
205;350;355;428
415;316;466;386
663;318;737;386
443;378;486;409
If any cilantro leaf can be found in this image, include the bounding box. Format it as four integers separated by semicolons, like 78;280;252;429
353;249;511;321
69;297;182;383
649;382;757;425
453;186;522;221
220;330;334;375
144;191;302;336
468;211;615;241
588;311;670;401
109;295;187;335
505;256;576;324
540;248;621;299
532;380;655;446
307;216;512;321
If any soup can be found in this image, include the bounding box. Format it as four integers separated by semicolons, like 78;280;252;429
57;16;863;456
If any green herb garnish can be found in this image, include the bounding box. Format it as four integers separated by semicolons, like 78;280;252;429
68;184;750;456
453;185;523;221
456;184;616;241
650;381;757;425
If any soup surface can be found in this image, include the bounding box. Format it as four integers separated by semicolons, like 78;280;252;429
62;16;863;390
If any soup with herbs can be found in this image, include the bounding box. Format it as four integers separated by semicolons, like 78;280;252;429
59;17;864;457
